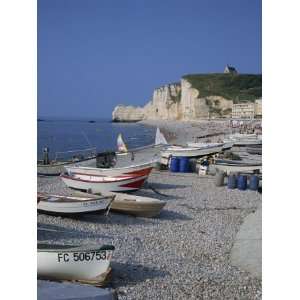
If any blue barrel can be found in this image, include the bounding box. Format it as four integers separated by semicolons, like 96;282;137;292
179;157;190;172
237;175;247;190
170;157;180;172
227;174;237;189
249;175;259;191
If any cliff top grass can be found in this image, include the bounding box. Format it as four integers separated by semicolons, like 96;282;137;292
182;73;262;102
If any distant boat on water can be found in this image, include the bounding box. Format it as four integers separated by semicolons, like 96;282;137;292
88;120;96;123
38;118;45;122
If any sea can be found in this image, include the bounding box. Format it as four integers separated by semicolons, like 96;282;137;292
37;118;156;160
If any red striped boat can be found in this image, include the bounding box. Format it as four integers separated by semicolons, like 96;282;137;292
60;173;149;193
64;160;156;178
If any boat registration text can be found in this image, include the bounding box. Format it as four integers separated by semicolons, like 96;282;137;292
82;200;105;207
57;250;111;263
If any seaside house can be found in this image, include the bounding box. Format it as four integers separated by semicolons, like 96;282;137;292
232;102;255;119
255;99;262;118
224;64;238;74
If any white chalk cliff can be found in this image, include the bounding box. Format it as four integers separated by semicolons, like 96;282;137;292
112;105;145;122
112;78;233;122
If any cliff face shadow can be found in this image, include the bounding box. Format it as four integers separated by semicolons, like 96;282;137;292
111;262;170;288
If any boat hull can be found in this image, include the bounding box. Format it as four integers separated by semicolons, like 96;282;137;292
224;134;262;147
37;157;96;176
37;245;114;282
161;145;223;158
246;146;262;155
211;163;262;174
61;174;148;193
232;140;262;146
65;161;156;178
37;194;113;216
110;192;166;217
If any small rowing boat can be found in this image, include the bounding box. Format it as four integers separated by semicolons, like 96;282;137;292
109;192;166;217
60;173;149;193
187;142;224;151
246;145;262;155
211;159;262;173
37;147;97;176
224;133;262;146
65;160;156;178
37;243;114;283
161;143;223;158
37;193;114;216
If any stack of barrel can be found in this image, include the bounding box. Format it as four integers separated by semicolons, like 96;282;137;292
169;157;190;173
215;171;260;191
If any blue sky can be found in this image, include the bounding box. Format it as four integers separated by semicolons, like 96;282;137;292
38;0;261;118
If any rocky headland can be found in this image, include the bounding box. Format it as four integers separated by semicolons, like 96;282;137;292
112;73;262;122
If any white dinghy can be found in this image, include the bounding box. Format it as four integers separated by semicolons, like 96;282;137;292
37;193;114;216
37;147;97;176
187;142;224;151
37;244;114;284
210;159;262;174
61;173;149;193
161;143;223;160
224;133;262;146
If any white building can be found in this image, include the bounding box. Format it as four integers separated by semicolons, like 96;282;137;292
224;65;238;74
255;99;262;118
232;99;262;119
232;102;255;119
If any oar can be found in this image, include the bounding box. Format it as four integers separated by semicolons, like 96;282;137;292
106;194;116;216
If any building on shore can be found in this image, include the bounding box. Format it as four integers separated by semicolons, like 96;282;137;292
224;65;238;74
231;99;262;119
255;99;262;118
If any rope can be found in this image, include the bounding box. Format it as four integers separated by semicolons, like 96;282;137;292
144;183;170;197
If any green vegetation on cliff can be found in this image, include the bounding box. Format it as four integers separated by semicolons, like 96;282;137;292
182;73;262;102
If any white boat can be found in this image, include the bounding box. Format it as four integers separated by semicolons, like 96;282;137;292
37;193;114;216
222;141;234;150
64;160;157;178
187;142;224;151
37;243;114;283
229;133;259;139
38;147;97;176
246;146;262;155
161;143;223;158
109;192;166;217
211;159;262;173
61;173;149;193
224;133;262;146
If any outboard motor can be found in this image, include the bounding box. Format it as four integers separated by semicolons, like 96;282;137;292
96;151;116;168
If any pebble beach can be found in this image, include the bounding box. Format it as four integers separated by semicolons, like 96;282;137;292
38;120;262;299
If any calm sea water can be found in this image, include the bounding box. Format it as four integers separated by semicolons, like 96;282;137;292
37;118;156;160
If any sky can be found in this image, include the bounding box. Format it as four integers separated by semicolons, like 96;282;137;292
38;0;262;119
